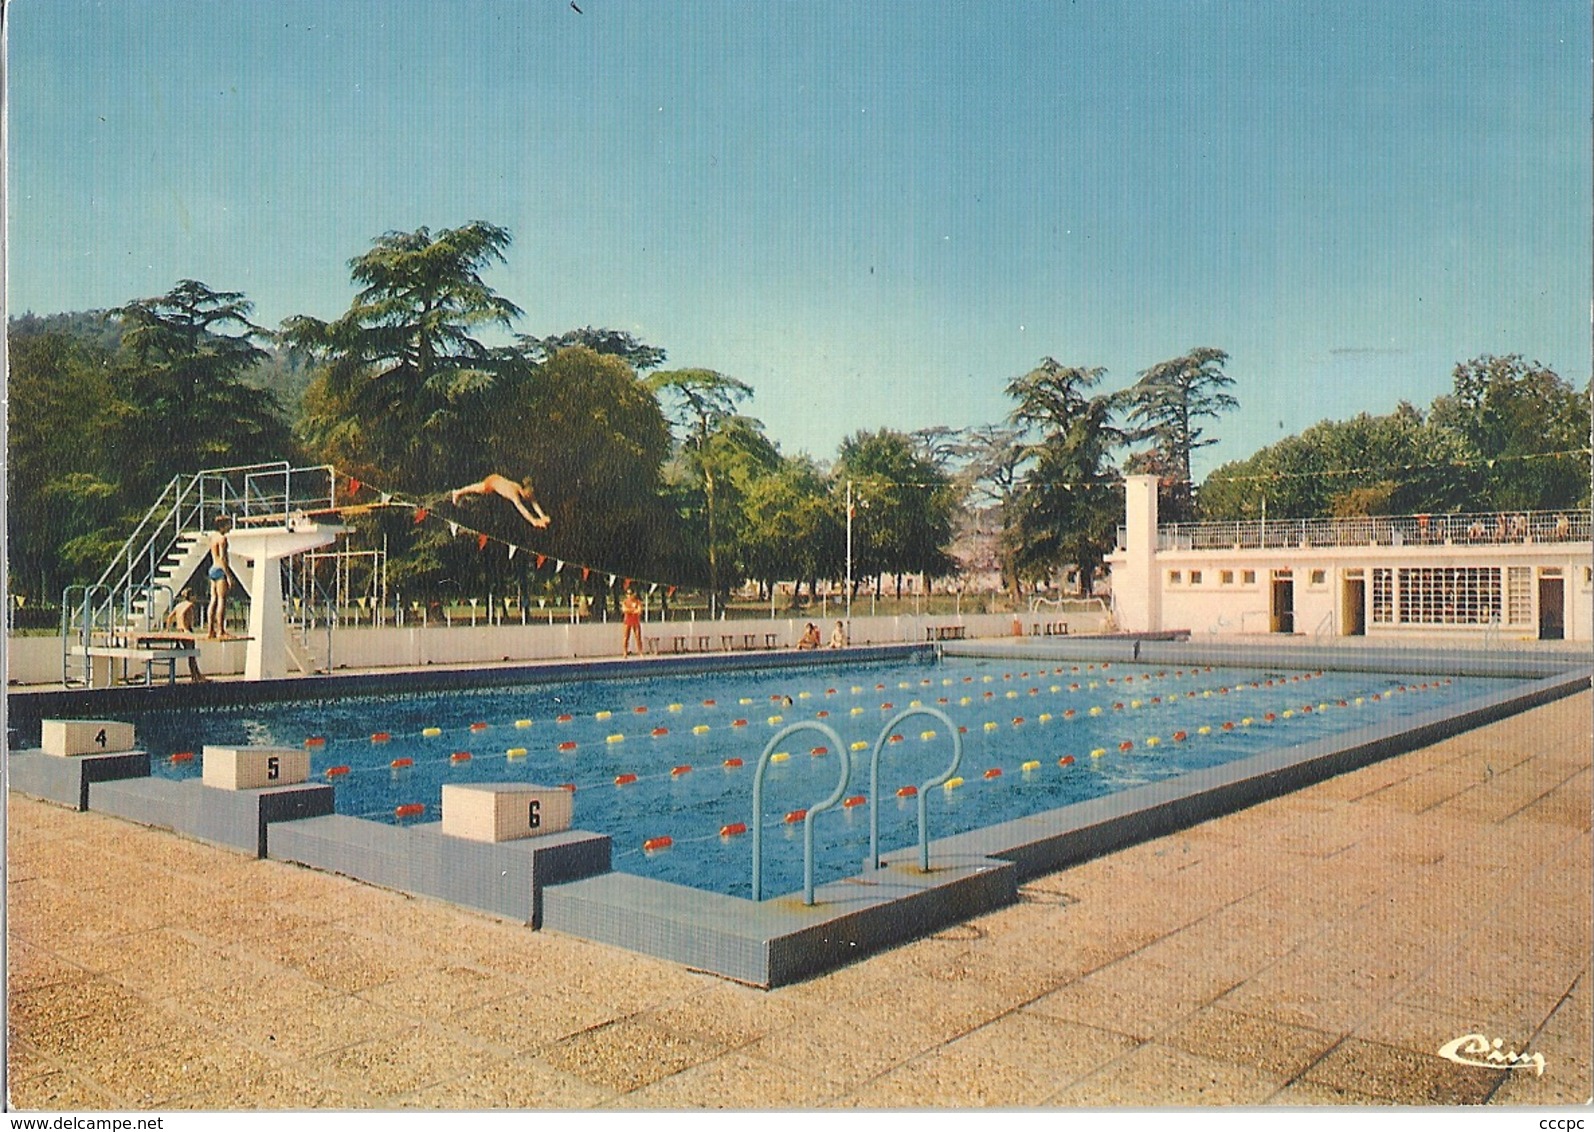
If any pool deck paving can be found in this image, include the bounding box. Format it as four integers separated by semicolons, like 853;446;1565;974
6;691;1590;1109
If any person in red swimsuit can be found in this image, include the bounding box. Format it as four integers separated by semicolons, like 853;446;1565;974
450;473;551;528
621;588;644;657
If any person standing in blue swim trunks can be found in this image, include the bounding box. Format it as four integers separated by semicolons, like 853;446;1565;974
206;515;235;639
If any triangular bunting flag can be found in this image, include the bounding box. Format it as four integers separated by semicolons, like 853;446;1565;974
667;585;677;597
477;534;489;551
348;478;362;494
607;573;616;586
381;493;392;504
536;554;547;569
648;583;658;595
413;507;428;524
555;560;565;573
581;566;591;581
507;546;518;560
448;521;459;537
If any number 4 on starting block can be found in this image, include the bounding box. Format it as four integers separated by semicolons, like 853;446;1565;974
41;720;136;758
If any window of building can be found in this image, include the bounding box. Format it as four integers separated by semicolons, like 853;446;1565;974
1168;570;1182;585
1242;570;1256;585
1310;569;1327;586
1508;567;1532;624
1189;570;1203;585
1396;566;1501;625
1372;568;1394;624
1220;570;1234;585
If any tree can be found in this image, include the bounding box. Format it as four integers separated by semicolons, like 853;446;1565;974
740;456;844;604
1429;355;1590;511
6;327;124;599
1198;405;1479;520
520;327;666;373
1004;359;1124;597
644;369;758;612
835;430;957;599
1125;347;1237;521
285;222;523;490
114;280;294;495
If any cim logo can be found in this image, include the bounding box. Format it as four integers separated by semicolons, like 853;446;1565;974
1438;1033;1545;1076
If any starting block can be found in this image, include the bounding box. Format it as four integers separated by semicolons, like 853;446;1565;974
202;746;310;790
42;719;136;758
442;783;573;842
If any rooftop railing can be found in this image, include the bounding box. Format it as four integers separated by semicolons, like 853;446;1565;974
1116;509;1591;554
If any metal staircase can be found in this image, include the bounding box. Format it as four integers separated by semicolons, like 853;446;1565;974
62;462;340;686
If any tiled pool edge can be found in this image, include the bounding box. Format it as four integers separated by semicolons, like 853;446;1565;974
934;666;1592;880
3;644;929;742
9;650;1586;990
534;666;1589;986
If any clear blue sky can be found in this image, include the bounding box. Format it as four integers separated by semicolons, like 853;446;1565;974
9;1;1590;475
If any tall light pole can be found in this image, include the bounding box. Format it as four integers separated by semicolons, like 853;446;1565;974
845;479;853;627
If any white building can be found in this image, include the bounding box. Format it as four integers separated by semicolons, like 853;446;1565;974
1108;475;1591;643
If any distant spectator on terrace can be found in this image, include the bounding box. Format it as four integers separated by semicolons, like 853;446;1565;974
1555;513;1571;540
1466;518;1486;542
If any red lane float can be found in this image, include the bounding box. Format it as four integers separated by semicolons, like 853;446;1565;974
671;764;692;776
395;803;425;819
1012;717;1025;726
1222;721;1235;731
811;746;829;756
720;822;747;837
559;783;576;792
1172;731;1188;742
305;737;327;748
784;809;807;823
170;751;195;763
469;722;488;732
983;768;1002;779
614;773;638;786
450;751;472;762
556;714;574;723
371;732;392;743
843;795;867;808
888;734;904;744
634;706;649;714
703;699;716;706
1118;741;1134;751
651;727;669;737
390;757;414;768
896;785;918;797
731;719;748;728
723;757;744;768
643;836;672;852
557;741;577;752
325;765;350;777
1058;755;1075;767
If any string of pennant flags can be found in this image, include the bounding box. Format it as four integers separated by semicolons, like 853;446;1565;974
335;475;681;599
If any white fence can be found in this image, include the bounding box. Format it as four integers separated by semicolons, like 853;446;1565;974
7;609;1113;687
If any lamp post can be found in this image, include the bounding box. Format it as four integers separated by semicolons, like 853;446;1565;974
845;479;853;627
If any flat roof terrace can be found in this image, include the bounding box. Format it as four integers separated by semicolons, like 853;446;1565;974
1122;508;1591;553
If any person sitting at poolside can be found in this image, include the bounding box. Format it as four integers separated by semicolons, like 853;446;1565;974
163;589;208;683
828;620;847;649
449;473;551;529
797;622;821;650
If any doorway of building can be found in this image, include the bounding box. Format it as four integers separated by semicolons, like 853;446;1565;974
1271;573;1295;633
1539;576;1565;640
1342;577;1366;636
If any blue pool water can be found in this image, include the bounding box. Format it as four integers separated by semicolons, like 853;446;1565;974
129;656;1505;899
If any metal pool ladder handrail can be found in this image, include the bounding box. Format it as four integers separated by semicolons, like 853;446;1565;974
867;707;963;873
751;721;850;905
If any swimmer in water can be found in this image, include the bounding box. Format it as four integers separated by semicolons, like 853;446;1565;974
449;473;551;528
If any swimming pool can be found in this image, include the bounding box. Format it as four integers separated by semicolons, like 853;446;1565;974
125;654;1509;900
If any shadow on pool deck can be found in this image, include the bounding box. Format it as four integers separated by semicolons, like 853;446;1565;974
8;691;1590;1110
